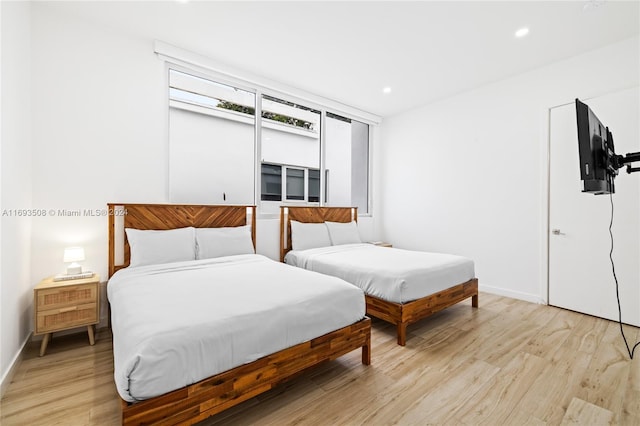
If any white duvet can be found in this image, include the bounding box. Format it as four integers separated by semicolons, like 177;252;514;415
285;244;475;304
108;254;365;402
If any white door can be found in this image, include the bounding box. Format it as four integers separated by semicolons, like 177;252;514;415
549;87;640;326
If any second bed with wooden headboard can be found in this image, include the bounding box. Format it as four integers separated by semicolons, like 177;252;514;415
107;203;370;425
280;206;478;346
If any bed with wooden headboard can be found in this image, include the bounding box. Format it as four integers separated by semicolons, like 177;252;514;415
280;206;478;346
108;203;371;426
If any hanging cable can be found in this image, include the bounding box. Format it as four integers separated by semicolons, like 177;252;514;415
609;192;640;360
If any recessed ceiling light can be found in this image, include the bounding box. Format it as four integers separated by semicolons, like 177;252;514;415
382;87;392;94
583;0;607;12
515;27;529;38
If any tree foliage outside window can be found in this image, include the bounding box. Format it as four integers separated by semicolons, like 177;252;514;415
217;101;255;116
217;101;315;131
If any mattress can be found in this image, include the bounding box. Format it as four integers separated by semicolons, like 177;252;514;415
108;254;365;402
285;243;475;304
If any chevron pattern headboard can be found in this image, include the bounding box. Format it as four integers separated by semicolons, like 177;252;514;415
108;203;255;277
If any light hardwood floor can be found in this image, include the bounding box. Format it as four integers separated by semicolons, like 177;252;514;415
1;292;638;425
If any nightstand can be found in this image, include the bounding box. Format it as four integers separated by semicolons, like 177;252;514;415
369;241;392;248
33;274;100;356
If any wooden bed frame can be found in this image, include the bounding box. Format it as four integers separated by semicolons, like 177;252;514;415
280;206;478;346
108;203;371;425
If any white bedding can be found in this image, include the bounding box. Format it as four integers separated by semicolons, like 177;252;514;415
285;244;475;304
108;254;365;402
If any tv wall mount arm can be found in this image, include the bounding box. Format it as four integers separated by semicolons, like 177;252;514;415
613;152;640;174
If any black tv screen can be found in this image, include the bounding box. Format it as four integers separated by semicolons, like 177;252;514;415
575;99;616;194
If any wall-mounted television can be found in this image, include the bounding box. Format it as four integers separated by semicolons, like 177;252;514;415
575;98;617;194
575;98;640;194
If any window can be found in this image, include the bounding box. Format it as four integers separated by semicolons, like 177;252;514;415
260;163;320;203
168;69;256;204
167;66;372;215
286;168;305;200
260;164;281;201
325;113;369;213
308;169;320;202
260;95;320;212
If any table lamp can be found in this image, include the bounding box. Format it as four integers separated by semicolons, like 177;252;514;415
63;246;85;275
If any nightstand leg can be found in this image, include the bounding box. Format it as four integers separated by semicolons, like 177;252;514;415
39;333;51;357
87;325;95;346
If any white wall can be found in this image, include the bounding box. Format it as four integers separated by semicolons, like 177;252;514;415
30;4;167;283
379;36;639;303
262;127;319;169
1;0;33;392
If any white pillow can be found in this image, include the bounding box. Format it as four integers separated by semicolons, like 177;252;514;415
126;227;196;267
325;221;362;246
195;225;255;259
290;220;332;251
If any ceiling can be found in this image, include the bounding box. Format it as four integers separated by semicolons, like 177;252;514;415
39;1;639;118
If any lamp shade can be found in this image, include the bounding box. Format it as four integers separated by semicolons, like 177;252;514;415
63;247;85;263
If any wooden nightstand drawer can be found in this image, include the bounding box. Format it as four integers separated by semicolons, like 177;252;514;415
36;302;98;333
36;284;97;311
33;274;101;356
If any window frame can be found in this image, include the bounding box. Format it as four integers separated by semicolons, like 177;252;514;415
164;61;375;218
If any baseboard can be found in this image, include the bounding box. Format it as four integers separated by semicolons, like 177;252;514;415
0;332;32;399
479;284;545;305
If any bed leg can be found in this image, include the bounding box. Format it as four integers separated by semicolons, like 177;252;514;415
397;322;407;346
362;338;371;365
472;294;479;308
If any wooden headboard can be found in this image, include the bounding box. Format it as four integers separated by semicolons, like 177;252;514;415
108;203;256;278
280;206;357;262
